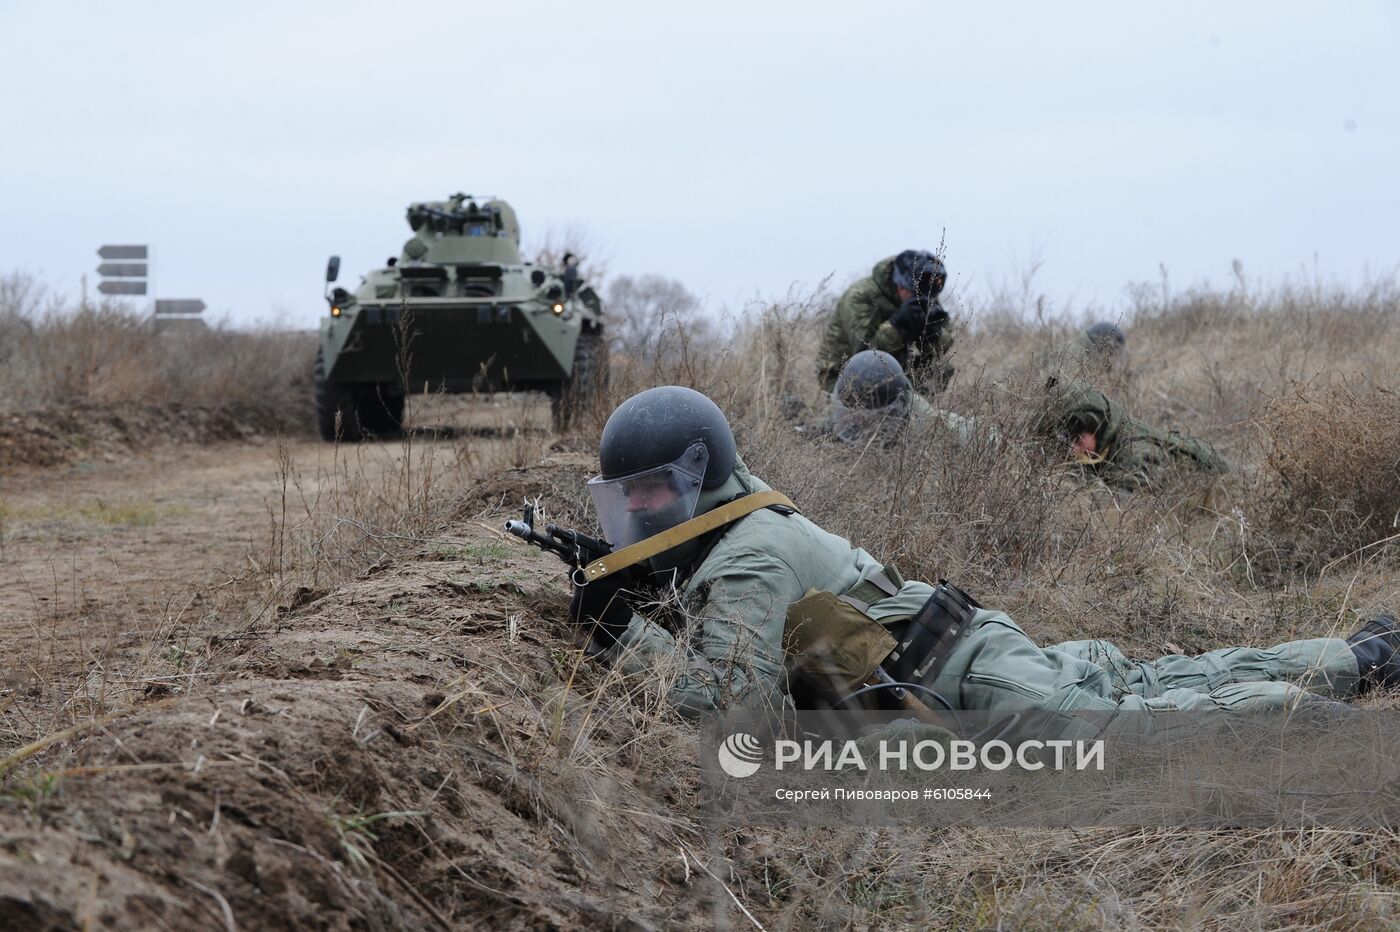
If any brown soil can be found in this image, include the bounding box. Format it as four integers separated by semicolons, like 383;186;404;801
0;402;275;472
1;439;304;621
0;402;732;930
0;542;707;929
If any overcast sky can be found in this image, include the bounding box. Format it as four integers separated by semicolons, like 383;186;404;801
2;1;1396;327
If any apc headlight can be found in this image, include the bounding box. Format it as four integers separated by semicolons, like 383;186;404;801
331;306;342;317
552;303;564;315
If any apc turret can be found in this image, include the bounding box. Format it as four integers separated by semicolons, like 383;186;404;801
315;193;607;441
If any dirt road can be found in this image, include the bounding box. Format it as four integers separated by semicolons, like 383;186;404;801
0;395;548;630
2;439;311;620
0;435;471;735
0;438;455;626
0;392;558;741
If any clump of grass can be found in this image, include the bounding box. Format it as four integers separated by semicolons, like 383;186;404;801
0;498;182;529
0;271;313;433
330;809;427;872
1252;383;1400;574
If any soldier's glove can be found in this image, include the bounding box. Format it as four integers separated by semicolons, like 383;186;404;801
568;574;634;648
1347;613;1400;691
916;305;950;348
888;297;930;340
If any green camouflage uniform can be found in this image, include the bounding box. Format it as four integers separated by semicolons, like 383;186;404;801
1034;332;1226;490
1040;382;1227;491
816;257;954;394
601;461;1357;723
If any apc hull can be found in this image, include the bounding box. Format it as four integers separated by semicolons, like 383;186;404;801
322;299;584;393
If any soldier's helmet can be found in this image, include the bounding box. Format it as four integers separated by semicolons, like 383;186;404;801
830;351;914;446
1086;321;1127;350
834;350;911;410
589;386;737;549
892;250;947;299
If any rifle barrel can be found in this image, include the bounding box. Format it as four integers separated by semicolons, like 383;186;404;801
505;520;573;562
546;525;611;561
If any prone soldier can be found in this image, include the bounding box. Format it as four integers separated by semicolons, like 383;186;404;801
1034;320;1129;390
1040;380;1228;491
823;330;1225;491
1035;322;1227;490
526;385;1395;732
825;349;984;449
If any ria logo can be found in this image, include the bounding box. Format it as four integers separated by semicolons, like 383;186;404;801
717;733;763;778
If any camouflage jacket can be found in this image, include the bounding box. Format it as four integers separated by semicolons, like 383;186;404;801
1040;382;1228;490
816;256;954;394
1033;331;1124;390
600;464;1353;726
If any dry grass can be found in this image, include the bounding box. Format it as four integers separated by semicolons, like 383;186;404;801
1253;383;1400;576
519;269;1400;926
0;271;313;432
3;265;1400;928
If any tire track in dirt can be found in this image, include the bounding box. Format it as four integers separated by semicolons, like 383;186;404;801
0;439;436;630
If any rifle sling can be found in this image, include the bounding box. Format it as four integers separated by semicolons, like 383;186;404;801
581;491;798;582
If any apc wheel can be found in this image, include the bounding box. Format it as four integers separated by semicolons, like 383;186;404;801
551;328;609;431
359;387;406;436
314;347;364;442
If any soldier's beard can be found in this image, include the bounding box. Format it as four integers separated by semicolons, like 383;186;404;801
626;496;695;544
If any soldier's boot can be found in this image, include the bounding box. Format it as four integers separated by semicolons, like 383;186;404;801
1346;614;1400;690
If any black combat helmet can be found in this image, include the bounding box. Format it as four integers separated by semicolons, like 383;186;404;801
834;350;911;410
598;386;736;487
892;250;947;298
591;387;738;550
1086;321;1127;349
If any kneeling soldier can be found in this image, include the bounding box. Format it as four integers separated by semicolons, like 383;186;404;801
816;250;955;395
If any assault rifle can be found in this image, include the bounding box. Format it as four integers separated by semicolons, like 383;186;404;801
504;503;612;570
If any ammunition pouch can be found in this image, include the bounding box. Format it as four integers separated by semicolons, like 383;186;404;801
884;582;981;689
783;567;981;711
783;590;896;701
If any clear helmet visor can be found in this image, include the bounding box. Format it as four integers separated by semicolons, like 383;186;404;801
829;394;908;445
587;443;710;550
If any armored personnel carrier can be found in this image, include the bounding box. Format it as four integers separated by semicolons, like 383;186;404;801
315;193;607;441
